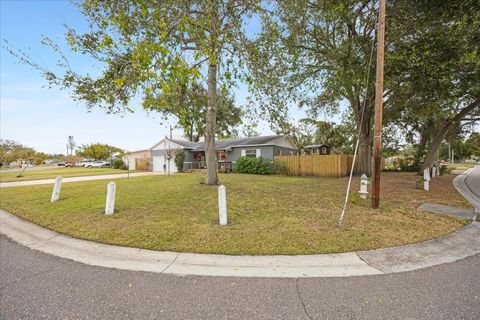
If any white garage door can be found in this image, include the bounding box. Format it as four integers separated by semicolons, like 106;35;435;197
152;154;178;173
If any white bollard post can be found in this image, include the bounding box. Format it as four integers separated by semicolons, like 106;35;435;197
105;181;116;215
218;185;227;226
359;173;369;199
432;167;436;178
423;168;430;191
50;176;63;202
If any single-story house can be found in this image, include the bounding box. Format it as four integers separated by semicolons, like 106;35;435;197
150;135;297;173
122;149;151;170
304;144;331;155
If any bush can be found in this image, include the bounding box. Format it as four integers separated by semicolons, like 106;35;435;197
273;161;288;175
120;164;128;170
233;156;273;175
175;152;185;172
113;159;124;169
439;165;451;175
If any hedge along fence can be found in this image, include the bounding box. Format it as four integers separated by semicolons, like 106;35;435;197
273;155;385;177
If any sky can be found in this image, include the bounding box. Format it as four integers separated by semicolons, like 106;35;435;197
1;0;305;154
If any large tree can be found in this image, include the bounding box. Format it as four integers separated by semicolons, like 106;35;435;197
7;0;262;185
386;0;480;170
76;143;123;160
0;140;35;166
152;83;242;142
247;0;378;175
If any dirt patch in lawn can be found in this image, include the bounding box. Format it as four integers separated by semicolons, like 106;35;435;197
0;172;470;255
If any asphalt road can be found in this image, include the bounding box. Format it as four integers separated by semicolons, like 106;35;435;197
1;236;479;320
466;165;480;198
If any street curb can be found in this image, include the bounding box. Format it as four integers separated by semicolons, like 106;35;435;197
1;209;479;278
453;167;480;215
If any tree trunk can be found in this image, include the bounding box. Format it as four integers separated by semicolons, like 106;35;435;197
205;61;218;185
422;98;480;170
353;101;373;176
356;129;372;176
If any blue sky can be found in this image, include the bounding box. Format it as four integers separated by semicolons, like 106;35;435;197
1;1;318;154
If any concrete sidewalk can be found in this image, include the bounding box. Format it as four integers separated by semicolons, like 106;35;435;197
1;209;479;278
0;171;164;188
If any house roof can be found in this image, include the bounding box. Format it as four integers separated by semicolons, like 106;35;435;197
304;144;330;148
168;140;200;149
192;135;293;151
124;149;150;155
153;135;297;151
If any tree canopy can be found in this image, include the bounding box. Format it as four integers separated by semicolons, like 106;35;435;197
76;143;123;160
6;0;263;185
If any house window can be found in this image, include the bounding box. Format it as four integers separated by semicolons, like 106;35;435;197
279;149;283;156
217;151;227;161
245;149;257;158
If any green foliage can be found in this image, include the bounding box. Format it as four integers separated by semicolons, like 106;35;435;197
174;152;185;172
76;143;123;160
113;159;124;169
233;156;273;175
384;157;419;172
247;0;378;174
273;161;288;175
387;0;480;167
5;0;264;186
439;165;451;175
0;139;38;166
349;192;362;206
162;85;243;142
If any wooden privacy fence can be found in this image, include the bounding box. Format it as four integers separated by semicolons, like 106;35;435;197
274;155;384;177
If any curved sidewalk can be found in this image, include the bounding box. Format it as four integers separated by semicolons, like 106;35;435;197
1;209;479;278
0;171;164;188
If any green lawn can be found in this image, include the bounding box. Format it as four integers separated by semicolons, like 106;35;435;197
0;172;469;255
0;167;131;182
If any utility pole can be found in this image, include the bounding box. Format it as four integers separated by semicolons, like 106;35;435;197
372;0;386;209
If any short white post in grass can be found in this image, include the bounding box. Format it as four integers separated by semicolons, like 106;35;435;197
50;176;63;202
423;168;430;191
359;173;369;199
218;185;227;226
105;181;116;215
432;166;436;178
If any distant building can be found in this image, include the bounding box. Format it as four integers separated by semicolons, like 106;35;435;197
304;144;331;155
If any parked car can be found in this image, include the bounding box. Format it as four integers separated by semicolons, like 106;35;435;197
57;162;66;166
85;160;111;168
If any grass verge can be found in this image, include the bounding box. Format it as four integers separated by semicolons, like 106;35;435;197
0;172;470;255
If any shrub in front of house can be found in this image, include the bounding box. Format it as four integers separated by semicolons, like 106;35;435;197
113;159;124;169
233;156;273;175
175;152;185;172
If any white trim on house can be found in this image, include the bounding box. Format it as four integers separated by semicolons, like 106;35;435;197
150;138;185;151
